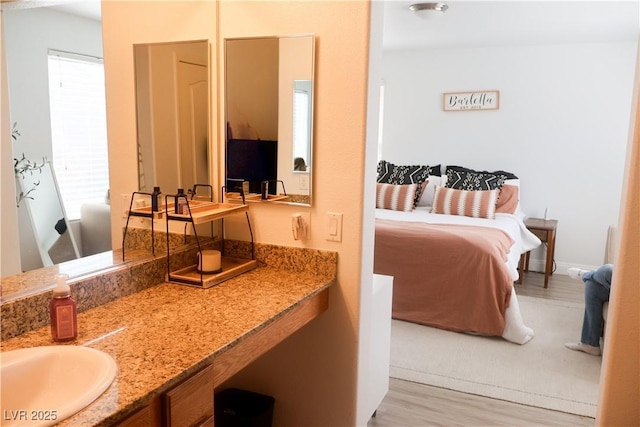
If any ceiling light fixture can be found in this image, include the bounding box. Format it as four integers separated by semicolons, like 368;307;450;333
409;2;449;17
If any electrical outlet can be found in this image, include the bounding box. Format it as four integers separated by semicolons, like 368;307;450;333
292;212;311;240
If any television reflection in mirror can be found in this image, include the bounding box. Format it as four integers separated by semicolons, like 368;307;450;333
226;139;278;195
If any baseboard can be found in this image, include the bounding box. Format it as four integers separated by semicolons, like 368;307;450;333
524;258;600;277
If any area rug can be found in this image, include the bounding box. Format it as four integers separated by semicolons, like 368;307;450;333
389;295;601;418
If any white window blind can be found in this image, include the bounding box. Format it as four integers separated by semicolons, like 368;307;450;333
293;89;310;160
48;49;109;220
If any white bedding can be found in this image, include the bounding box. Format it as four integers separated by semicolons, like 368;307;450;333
375;207;542;344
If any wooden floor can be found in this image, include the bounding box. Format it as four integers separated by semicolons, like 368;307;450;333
368;271;595;427
515;270;585;304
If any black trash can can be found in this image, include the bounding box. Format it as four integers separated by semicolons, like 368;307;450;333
215;388;275;427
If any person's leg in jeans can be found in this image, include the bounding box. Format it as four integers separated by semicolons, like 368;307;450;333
581;263;613;290
580;273;611;346
565;264;613;356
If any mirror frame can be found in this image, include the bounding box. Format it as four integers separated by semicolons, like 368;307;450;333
223;34;315;206
17;161;81;267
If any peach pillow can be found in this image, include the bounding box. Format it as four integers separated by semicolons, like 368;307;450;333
432;186;498;219
376;183;419;212
495;184;519;214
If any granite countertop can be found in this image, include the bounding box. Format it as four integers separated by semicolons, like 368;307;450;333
0;249;150;302
0;266;334;426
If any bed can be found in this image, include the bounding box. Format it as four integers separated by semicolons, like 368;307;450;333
373;162;541;344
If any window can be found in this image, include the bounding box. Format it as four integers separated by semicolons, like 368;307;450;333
293;90;310;159
48;49;109;220
292;79;312;171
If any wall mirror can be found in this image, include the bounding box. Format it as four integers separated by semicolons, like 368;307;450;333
134;40;210;197
224;35;315;206
1;1;128;303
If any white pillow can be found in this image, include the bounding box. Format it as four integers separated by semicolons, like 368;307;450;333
417;175;444;207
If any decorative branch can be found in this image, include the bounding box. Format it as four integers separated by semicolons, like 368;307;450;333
11;122;47;207
15;180;41;207
11;122;20;141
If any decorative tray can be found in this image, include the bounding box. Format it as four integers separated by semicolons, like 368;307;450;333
167;257;258;288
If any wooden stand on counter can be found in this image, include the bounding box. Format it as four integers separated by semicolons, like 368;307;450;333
164;187;257;288
123;191;161;260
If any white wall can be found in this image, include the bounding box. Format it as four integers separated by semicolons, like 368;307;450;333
357;1;385;423
381;42;637;271
0;13;21;277
3;7;103;161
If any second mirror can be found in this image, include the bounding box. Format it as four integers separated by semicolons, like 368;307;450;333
224;35;315;206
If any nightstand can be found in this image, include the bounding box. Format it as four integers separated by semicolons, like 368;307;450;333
518;218;558;288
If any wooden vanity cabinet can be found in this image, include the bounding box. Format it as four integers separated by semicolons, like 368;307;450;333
116;287;330;427
164;364;215;427
116;395;162;426
117;364;214;427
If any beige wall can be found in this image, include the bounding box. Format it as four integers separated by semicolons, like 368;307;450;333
103;1;371;425
217;2;370;425
597;44;640;425
102;0;219;239
226;38;279;140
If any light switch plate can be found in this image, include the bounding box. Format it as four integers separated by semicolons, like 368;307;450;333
326;212;343;242
299;174;309;190
121;193;131;219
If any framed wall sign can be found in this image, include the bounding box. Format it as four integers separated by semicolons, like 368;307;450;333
443;90;500;111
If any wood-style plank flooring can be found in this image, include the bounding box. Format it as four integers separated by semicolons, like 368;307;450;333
368;271;595;427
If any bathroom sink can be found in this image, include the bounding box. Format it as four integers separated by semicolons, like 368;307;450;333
0;346;117;426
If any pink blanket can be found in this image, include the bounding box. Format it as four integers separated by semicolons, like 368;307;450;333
374;219;515;336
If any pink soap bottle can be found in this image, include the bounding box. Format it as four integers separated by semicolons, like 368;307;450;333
49;274;77;342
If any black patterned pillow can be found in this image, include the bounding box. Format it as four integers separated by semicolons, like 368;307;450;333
377;161;440;179
447;165;517;180
428;164;442;176
445;167;510;191
377;160;432;206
